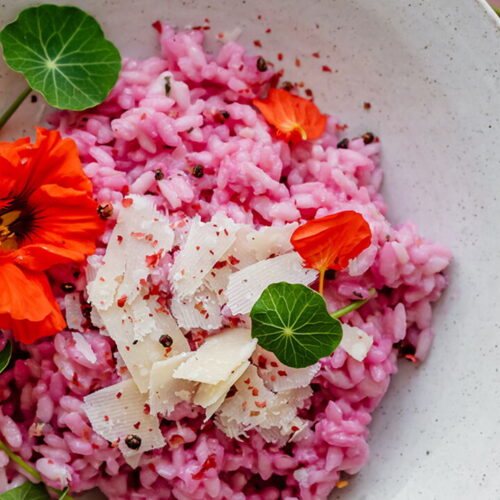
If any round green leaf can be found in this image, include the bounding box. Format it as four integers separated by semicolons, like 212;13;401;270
250;282;343;368
0;4;121;110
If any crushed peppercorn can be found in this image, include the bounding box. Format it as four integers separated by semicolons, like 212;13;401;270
256;57;268;72
362;132;375;144
97;203;113;219
324;269;336;280
164;76;171;96
159;334;173;348
154;169;164;180
125;434;142;450
61;282;76;293
192;164;204;178
337;138;349;149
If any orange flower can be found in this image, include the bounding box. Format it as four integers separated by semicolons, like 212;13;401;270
0;128;104;344
291;211;372;294
253;88;327;143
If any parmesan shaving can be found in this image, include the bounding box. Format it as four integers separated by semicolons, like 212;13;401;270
246;223;298;261
72;332;97;364
169;213;240;298
82;378;164;466
255;348;320;392
195;361;250;417
340;324;373;362
203;265;233;305
173;328;256;385
64;293;84;331
170;286;222;330
149;353;197;416
226;252;317;315
87;195;173;311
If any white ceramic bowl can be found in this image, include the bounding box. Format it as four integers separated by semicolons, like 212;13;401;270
1;1;499;498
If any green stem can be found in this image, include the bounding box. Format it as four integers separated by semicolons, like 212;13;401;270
494;7;500;16
0;439;75;499
0;86;32;130
330;288;375;319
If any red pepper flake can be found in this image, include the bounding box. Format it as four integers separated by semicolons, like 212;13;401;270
217;32;224;39
110;438;120;448
270;361;279;368
192;454;217;480
104;415;109;422
270;375;276;382
223;228;229;236
117;235;123;244
204;17;210;23
143;404;151;415
277;53;283;61
214;260;227;269
257;14;262;20
48;459;54;465
122;198;133;208
72;372;80;387
252;388;259;397
117;295;127;308
295;58;301;68
405;354;418;363
250;410;260;417
336;480;349;489
243;378;250;384
265;28;272;33
91;443;99;449
253;40;262;48
291;425;300;432
363;101;372;110
336;123;348;131
278;370;287;377
119;366;128;374
312;52;320;58
242;401;248;411
145;250;164;268
168;434;185;449
116;392;122;399
305;89;313;98
125;346;130;351
255;401;267;408
257;355;267;368
209;249;215;255
322;65;332;72
133;421;141;430
217;289;224;295
228;255;240;266
152;20;162;33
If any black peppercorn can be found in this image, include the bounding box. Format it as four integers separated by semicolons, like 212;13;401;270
256;56;268;72
362;132;374;144
281;81;294;91
221;110;230;119
125;434;142;450
336;138;349;149
192;164;204;178
154;169;164;180
159;334;173;348
97;203;113;219
61;283;76;293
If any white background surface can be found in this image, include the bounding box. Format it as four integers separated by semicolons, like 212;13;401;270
1;1;500;498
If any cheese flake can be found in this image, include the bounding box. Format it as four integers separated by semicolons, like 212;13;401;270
149;353;197;416
171;286;222;331
173;328;256;384
340;324;373;361
169;213;240;298
226;252;317;315
82;378;164;466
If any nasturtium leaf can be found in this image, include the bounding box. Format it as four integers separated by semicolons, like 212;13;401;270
0;4;121;110
0;340;12;375
0;481;49;500
250;282;342;368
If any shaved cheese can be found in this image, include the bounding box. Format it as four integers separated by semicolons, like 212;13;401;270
226;252;317;315
83;378;164;466
340;324;373;361
64;293;84;331
264;387;312;429
255;348;320;392
98;294;188;393
128;297;156;342
149;353;197;416
246;223;298;261
72;332;97;364
203;265;233;305
217;365;275;429
169;213;239;298
173;329;256;384
171;286;222;330
195;361;250;418
124;453;142;469
87;195;173;311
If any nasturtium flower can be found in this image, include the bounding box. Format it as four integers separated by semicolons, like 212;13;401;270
0;128;104;343
253;88;327;144
291;211;372;294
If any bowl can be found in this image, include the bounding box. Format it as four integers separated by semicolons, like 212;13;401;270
1;0;499;498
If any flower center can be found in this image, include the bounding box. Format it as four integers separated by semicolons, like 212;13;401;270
0;202;34;251
0;210;22;250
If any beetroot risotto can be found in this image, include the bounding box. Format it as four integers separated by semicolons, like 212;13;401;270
0;19;451;500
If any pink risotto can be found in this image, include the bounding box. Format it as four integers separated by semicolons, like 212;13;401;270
0;24;451;500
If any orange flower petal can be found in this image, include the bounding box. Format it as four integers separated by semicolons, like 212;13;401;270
291;211;372;271
253;88;327;144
